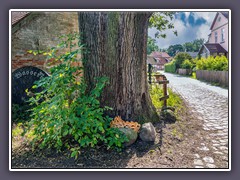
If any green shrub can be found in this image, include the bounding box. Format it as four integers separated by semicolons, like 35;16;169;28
12;103;32;123
174;52;192;69
24;33;127;159
196;55;228;71
181;59;193;69
164;60;176;73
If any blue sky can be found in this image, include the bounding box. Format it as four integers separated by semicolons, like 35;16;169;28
148;12;217;49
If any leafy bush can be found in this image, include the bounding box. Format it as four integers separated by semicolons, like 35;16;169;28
12;103;31;123
181;59;193;69
164;60;176;73
174;52;192;69
24;33;127;159
196;55;228;71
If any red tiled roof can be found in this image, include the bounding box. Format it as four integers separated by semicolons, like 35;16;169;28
150;51;161;58
11;12;30;25
160;52;171;58
150;51;171;58
155;57;168;65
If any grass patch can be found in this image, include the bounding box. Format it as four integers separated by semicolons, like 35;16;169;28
12;123;24;137
149;84;183;112
12;121;36;150
191;72;196;79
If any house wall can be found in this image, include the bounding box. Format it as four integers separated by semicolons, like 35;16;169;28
12;12;79;72
208;13;228;51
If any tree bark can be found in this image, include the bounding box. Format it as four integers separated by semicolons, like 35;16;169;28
78;12;159;123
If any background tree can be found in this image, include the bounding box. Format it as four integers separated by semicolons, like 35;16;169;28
182;38;205;52
159;48;167;52
192;38;205;52
182;42;193;52
166;38;205;57
167;44;184;57
78;12;176;123
147;36;159;54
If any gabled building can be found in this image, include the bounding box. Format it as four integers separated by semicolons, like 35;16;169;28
11;11;79;72
198;12;229;58
149;51;172;70
11;11;80;105
186;52;199;59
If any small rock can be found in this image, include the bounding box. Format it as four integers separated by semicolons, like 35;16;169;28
194;154;200;159
139;122;156;142
214;151;223;155
195;166;204;168
118;127;138;146
203;157;214;163
206;163;216;168
198;146;209;151
222;156;228;161
223;150;228;154
219;146;228;151
194;159;204;166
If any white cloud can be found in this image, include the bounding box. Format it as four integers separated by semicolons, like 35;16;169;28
148;12;216;49
196;24;211;40
192;12;216;25
183;12;191;21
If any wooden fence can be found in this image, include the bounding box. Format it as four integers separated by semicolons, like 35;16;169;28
196;70;228;87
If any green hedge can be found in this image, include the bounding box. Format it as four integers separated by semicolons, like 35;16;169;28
164;60;176;73
174;52;192;69
181;59;193;69
196;56;228;71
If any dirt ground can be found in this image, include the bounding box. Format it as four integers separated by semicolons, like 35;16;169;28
11;100;216;169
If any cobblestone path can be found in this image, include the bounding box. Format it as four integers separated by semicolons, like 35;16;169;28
161;72;229;169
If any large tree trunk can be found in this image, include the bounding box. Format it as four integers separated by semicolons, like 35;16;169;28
78;12;159;123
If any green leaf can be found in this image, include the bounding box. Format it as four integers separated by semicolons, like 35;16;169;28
98;126;105;133
57;139;62;147
63;129;68;137
74;134;79;140
70;151;78;159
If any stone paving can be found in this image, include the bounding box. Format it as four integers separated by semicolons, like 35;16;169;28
161;72;229;168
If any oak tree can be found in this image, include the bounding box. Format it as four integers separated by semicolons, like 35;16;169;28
78;12;175;123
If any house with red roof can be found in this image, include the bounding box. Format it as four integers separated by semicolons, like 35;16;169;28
198;12;229;58
149;51;172;70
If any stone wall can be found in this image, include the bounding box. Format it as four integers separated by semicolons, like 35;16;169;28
11;12;79;72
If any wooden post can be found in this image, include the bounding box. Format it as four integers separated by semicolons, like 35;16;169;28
163;83;167;107
148;64;152;84
158;75;169;108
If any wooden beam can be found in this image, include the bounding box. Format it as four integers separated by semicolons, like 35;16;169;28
159;95;169;101
158;80;169;84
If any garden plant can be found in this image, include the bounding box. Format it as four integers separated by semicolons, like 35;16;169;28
23;33;128;159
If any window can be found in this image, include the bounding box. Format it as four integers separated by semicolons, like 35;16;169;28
215;31;218;43
221;28;225;42
218;17;221;22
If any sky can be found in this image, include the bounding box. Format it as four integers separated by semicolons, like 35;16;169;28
148;12;217;49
